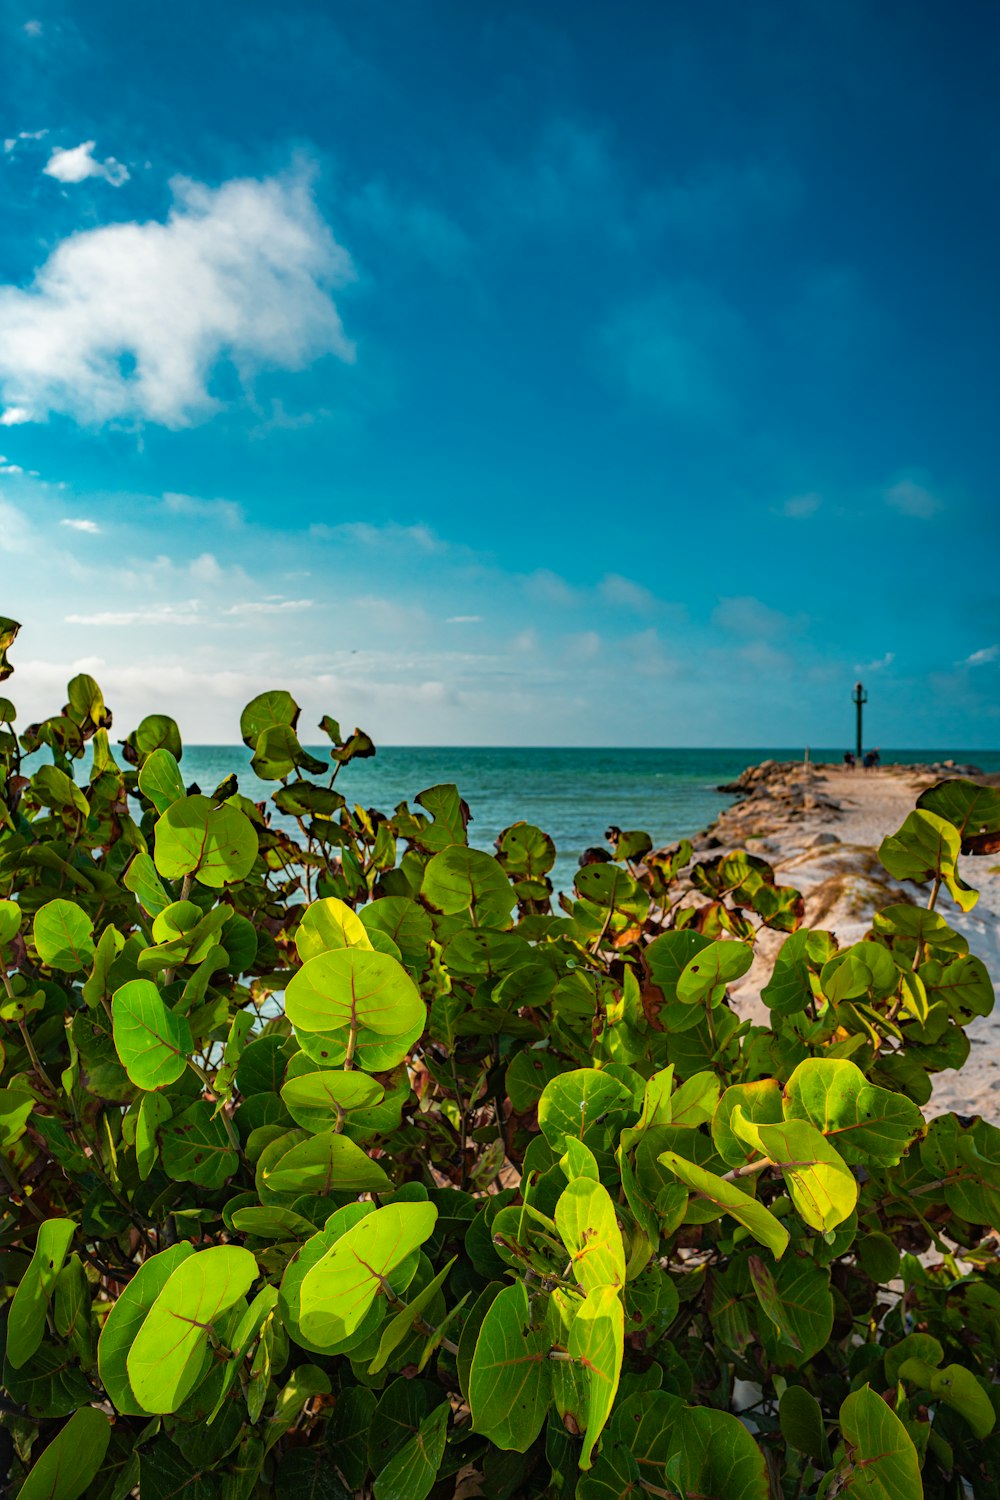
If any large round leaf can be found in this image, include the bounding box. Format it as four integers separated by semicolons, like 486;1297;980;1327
240;689;300;748
15;1406;111;1500
97;1242;194;1415
827;1385;922;1497
295;897;373;962
33;899;95;973
783;1057;922;1166
285;948;425;1070
666;1407;769;1500
112;979;193;1090
261;1128;391;1195
299;1202;438;1345
154;794;258;888
468;1280;552;1453
421;846;515;928
126;1245;258;1413
280;1068;384;1133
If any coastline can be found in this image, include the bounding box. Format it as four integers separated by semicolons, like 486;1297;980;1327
682;759;1000;1120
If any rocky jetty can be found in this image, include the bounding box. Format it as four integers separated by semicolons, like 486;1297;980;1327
661;759;1000;1119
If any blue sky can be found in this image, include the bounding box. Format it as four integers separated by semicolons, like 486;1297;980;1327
0;0;997;745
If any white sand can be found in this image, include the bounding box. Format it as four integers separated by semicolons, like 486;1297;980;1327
702;763;1000;1121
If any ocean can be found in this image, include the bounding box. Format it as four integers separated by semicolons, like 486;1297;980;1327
172;746;1000;897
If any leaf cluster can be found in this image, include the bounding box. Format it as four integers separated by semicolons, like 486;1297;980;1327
1;621;999;1499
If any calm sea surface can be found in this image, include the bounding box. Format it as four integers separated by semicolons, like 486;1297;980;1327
171;746;1000;896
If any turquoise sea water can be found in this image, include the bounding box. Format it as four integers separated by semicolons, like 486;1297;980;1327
174;746;1000;897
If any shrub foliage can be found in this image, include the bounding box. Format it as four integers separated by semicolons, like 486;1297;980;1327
1;613;999;1499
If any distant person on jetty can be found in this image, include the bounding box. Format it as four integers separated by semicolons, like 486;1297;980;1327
862;749;879;771
843;751;856;771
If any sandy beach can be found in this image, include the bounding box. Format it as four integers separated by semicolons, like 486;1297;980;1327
691;760;1000;1121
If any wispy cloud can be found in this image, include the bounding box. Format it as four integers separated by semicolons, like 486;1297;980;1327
713;595;804;639
0;165;356;428
4;128;48;154
43;141;129;186
779;491;822;518
65;602;203;627
446;615;481;624
0;407;31;426
959;645;999;668
164;493;244;527
60;517;100;533
854;651;895;673
224;598;314;616
885;478;941;519
599;573;657;613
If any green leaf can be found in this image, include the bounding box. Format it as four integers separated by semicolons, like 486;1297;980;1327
6;1217;76;1369
782;1057;923;1166
420;845;515;928
555;1179;625;1294
285;947;425;1069
712;1080;784;1167
0;1086;35;1147
126;1245;258;1413
296;896;374;961
0;896;21;946
469;1281;551;1452
97;1242;195;1414
879;808;977;912
917;776;1000;849
368;1256;456;1375
372;1400;449;1500
749;1253;833;1360
898;1359;995;1438
33;899;95;972
299;1202;438;1344
676;939;753;1004
154;794;258;888
240;689;300;747
15;1406;111;1500
261;1129;391;1195
569;1283;625;1469
124;852;173;916
280;1067;384;1133
669;1069;721;1128
160;1099;239;1187
738;1114;858;1233
827;1385;923;1497
779;1384;827;1465
667;1407;769;1500
138;747;187;814
112;978;193;1090
657;1151;789;1258
537;1068;635;1153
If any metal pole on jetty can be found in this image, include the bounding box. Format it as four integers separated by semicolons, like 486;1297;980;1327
853;681;867;761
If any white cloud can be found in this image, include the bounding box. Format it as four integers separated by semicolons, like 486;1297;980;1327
0;166;356;428
599;573;657;613
960;645;999;668
224;598;313;616
164;492;244;527
0;408;30;426
0;463;23;474
4;129;48;154
713;595;802;638
23;20;43;37
65;602;202;626
885;478;941;519
446;615;481;624
854;651;895;673
60;517;100;533
780;491;822;518
43;141;130;187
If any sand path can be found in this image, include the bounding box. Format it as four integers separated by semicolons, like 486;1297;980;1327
702;762;1000;1121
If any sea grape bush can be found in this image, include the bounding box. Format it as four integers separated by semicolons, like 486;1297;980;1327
1;613;999;1500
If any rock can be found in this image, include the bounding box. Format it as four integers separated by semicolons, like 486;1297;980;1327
810;832;840;847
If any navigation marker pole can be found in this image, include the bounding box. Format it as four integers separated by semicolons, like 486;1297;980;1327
853;681;867;761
